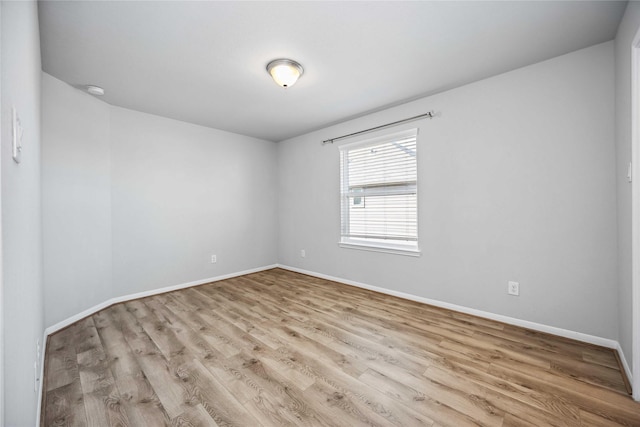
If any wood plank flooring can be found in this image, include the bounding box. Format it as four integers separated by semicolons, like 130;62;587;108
41;268;640;426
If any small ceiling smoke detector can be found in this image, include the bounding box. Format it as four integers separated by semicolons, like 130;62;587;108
86;85;105;96
266;59;304;88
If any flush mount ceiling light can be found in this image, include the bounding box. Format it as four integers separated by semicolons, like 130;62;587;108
85;85;105;96
266;59;304;88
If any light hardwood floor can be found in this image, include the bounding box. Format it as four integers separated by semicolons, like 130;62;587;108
42;268;640;426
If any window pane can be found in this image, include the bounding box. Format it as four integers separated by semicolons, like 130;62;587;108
340;129;418;248
346;194;417;241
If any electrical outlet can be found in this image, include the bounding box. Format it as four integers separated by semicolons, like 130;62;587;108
300;249;306;258
508;281;520;296
210;254;217;264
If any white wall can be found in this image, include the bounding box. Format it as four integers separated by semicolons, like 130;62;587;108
1;2;44;425
42;74;279;327
42;73;111;327
615;1;640;380
278;42;618;340
110;106;278;296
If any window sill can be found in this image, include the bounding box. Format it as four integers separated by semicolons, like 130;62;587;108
338;241;421;257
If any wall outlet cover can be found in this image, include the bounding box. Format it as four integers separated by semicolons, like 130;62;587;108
508;281;520;296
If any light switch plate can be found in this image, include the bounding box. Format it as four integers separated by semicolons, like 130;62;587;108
12;107;23;163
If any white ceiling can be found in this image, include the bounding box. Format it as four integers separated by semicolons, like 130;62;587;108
38;1;627;142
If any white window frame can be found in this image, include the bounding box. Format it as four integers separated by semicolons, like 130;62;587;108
339;128;420;256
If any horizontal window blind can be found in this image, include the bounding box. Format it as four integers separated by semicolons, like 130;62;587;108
340;129;418;247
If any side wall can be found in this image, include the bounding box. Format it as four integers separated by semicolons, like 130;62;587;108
42;73;278;327
42;73;112;327
278;42;619;340
615;0;640;381
1;2;44;425
110;106;278;297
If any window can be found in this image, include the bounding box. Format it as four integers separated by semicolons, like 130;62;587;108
339;128;419;255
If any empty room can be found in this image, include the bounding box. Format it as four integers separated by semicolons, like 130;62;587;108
3;0;640;425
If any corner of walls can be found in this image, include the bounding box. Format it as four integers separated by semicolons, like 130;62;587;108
42;79;280;330
614;0;640;390
108;106;279;299
1;1;44;425
44;263;278;337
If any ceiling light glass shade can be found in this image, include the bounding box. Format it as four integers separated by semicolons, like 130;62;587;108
266;59;304;88
86;85;105;96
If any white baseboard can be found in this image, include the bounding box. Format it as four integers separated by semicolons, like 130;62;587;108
277;264;624;352
44;264;278;336
37;262;633;426
278;264;634;391
616;341;634;390
34;330;48;427
37;264;277;427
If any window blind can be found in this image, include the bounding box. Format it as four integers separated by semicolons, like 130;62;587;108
339;129;418;249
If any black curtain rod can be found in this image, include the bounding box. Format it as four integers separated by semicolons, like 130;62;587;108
322;111;435;145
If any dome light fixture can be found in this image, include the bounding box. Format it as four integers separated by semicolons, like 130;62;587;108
266;59;304;88
86;85;105;96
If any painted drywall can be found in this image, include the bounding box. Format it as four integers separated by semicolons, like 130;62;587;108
110;107;278;297
1;2;44;425
278;42;618;340
42;73;112;327
42;73;278;326
615;1;640;380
